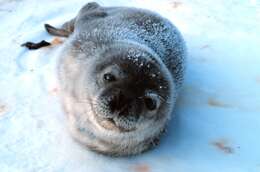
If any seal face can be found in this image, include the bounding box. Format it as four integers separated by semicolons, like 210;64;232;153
53;2;186;156
91;45;171;133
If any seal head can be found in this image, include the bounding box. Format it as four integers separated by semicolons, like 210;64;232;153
59;41;175;156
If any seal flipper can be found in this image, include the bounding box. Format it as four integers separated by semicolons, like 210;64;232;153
22;2;102;50
21;40;51;50
44;18;75;37
44;2;102;37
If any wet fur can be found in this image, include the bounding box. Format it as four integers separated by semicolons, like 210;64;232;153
50;2;186;156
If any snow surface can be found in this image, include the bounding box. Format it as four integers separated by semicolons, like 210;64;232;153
0;0;260;171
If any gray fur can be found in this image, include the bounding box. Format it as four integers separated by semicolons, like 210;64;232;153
49;2;186;156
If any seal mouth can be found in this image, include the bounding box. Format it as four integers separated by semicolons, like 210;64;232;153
98;117;136;132
99;118;118;131
91;100;136;133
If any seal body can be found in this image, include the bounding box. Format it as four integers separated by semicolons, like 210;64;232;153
52;2;186;156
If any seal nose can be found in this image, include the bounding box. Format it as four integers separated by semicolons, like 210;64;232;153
107;90;129;113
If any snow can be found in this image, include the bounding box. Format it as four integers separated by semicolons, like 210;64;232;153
0;0;260;172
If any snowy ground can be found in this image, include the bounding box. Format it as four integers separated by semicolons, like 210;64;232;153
0;0;260;172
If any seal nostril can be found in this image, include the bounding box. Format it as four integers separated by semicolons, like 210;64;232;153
118;90;125;105
107;90;128;113
108;96;118;112
144;97;157;111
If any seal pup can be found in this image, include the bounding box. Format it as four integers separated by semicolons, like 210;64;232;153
45;2;186;156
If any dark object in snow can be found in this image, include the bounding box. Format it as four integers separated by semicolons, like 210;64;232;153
21;40;51;50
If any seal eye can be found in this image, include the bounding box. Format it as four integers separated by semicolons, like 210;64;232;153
103;73;116;82
144;97;157;111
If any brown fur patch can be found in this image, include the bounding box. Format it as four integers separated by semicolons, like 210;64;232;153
0;104;7;116
208;98;231;108
200;44;210;49
49;87;59;96
131;164;150;172
171;1;182;8
51;37;64;45
211;139;234;154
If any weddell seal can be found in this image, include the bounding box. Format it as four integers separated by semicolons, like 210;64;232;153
45;2;186;156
